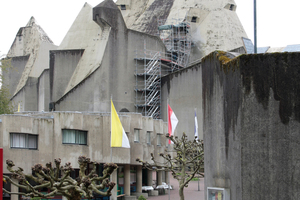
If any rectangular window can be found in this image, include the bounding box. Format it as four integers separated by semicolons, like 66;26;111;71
157;134;162;146
62;129;87;145
146;131;151;145
134;129;140;142
191;16;197;23
10;133;38;149
121;5;126;10
166;135;169;148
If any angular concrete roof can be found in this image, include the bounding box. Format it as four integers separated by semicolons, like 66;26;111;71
7;17;57;96
117;0;248;56
58;3;109;96
95;0;119;9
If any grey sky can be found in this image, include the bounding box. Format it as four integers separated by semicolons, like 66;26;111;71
0;0;299;55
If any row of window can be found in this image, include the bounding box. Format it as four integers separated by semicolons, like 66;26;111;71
134;129;164;146
10;129;166;150
10;130;87;150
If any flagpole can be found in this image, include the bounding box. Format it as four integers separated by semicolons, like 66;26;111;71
110;96;113;199
111;96;113;163
254;0;257;53
167;98;170;200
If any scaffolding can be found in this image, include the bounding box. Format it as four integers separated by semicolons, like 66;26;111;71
134;19;193;119
158;18;193;71
135;49;162;119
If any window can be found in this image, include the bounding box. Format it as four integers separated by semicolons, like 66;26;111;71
134;129;140;142
146;131;151;145
166;136;169;148
157;134;162;146
10;133;38;149
229;4;235;11
121;5;126;10
191;16;197;23
62;129;87;145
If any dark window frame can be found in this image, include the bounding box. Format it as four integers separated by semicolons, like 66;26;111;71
121;5;126;10
191;16;197;23
10;132;38;150
62;129;88;145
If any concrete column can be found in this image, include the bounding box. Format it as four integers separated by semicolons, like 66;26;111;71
165;171;170;184
162;171;165;182
11;178;18;200
157;171;162;185
136;165;142;193
147;169;153;186
111;170;118;200
124;164;131;196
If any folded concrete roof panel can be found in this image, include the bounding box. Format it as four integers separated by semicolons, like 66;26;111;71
58;3;109;96
7;17;57;96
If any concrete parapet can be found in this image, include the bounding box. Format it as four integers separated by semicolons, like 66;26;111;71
149;190;158;196
124;196;137;200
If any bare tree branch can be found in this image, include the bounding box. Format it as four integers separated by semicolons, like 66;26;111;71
136;132;204;200
3;156;118;200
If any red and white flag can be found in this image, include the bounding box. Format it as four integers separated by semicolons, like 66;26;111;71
168;104;178;144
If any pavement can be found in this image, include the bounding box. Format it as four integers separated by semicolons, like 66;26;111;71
147;177;205;200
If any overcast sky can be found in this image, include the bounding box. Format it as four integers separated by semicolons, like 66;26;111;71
1;0;300;55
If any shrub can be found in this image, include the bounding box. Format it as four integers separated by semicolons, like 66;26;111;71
138;195;147;200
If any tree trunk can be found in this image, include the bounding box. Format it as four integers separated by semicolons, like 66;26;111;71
179;185;185;200
66;189;82;200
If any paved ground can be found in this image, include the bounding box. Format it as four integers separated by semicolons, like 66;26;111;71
147;177;205;200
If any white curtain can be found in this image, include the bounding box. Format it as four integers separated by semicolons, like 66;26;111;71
63;130;87;144
157;134;161;146
28;135;37;149
147;131;151;144
11;133;26;148
134;129;139;142
75;130;86;144
63;130;76;143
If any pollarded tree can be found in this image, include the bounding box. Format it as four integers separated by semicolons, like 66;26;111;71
3;156;117;200
136;133;204;200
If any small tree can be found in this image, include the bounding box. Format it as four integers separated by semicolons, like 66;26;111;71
136;133;204;200
3;156;118;200
0;56;14;114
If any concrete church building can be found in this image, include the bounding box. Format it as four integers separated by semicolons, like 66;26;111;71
0;0;264;200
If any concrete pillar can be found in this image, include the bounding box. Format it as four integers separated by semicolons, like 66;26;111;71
165;171;170;184
111;170;118;200
11;178;18;200
147;169;153;186
124;164;131;196
157;171;162;185
136;165;142;193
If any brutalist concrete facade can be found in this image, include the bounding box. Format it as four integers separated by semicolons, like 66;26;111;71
1;112;168;200
202;51;300;200
161;62;203;140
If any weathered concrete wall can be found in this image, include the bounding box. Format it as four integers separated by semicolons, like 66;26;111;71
54;1;166;113
24;77;39;111
202;51;300;200
1;112;167;174
117;0;247;61
38;69;50;111
7;17;56;96
161;62;203;140
4;16;56;113
11;77;39;111
1;114;54;173
4;56;29;99
49;50;84;102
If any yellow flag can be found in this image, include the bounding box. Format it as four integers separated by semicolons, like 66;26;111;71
111;100;130;148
